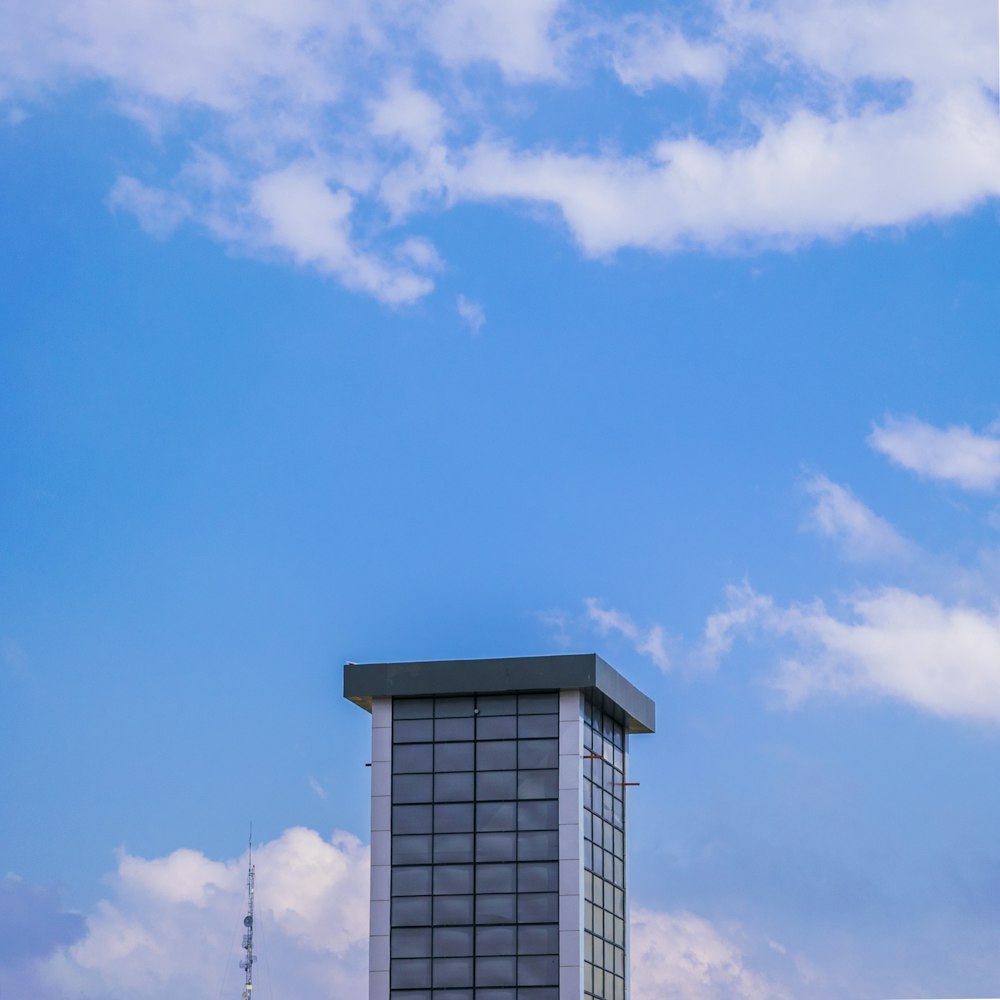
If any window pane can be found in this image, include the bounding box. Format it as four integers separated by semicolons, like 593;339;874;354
433;865;473;895
435;696;474;718
519;924;559;956
516;771;558;800
517;955;559;987
477;740;517;770
517;715;557;739
433;894;474;925
393;774;433;804
477;801;516;832
434;833;474;864
476;864;516;894
517;988;559;1000
476;831;517;863
435;803;474;833
518;862;558;893
477;989;516;1000
391;927;431;958
394;744;433;773
391;896;432;926
517;830;558;860
476;695;517;716
394;698;434;720
475;955;516;987
392;959;431;989
434;772;474;802
392;835;432;865
433;957;473;988
517;740;558;769
436;717;475;742
516;801;558;831
475;893;516;924
435;742;474;772
390;992;430;1000
475;925;516;955
393;804;433;834
477;715;517;740
392;866;432;896
394;719;434;743
517;893;558;923
434;991;472;1000
517;693;558;714
477;771;517;801
433;925;473;957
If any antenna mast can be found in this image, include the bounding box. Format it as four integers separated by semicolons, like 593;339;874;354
240;829;255;1000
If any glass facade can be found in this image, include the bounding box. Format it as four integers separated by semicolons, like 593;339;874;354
582;697;626;1000
389;692;562;1000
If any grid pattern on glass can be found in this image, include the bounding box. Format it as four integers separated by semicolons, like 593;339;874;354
582;696;626;1000
390;693;561;1000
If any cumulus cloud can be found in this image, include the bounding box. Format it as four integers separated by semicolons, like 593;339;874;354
35;827;369;1000
869;415;1000;491
610;16;729;90
585;597;670;670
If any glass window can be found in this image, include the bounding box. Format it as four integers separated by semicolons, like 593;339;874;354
433;833;474;864
435;742;475;772
475;955;516;988
389;991;430;1000
434;803;474;833
434;991;472;1000
584;931;594;962
392;866;432;896
517;988;559;1000
392;834;432;865
433;864;473;895
477;801;516;832
392;959;431;989
517;955;559;987
477;770;517;801
434;772;474;802
391;927;431;958
517;830;558;861
583;962;594;993
516;801;558;831
517;715;557;739
477;740;517;770
476;831;517;863
475;925;516;955
432;957;473;989
517;893;558;923
476;990;515;1000
518;924;558;955
517;692;558;714
433;925;473;957
393;744;433;773
391;896;432;927
517;770;558;800
393;804;433;834
476;695;517;716
517;740;558;769
434;894;474;925
476;864;516;893
435;696;474;718
518;862;558;893
393;774;433;804
394;698;434;720
614;975;625;1000
394;719;434;743
475;893;516;924
436;717;475;742
477;715;517;740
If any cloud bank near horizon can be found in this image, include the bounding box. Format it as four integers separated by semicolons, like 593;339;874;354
2;0;997;304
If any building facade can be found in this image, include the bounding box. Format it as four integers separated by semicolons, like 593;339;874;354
344;654;655;1000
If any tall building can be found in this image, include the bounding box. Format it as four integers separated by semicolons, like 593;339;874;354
344;654;655;1000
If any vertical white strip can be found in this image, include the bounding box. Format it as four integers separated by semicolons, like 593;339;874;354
369;697;392;1000
558;689;583;1000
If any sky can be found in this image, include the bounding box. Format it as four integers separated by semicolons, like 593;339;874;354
1;0;999;997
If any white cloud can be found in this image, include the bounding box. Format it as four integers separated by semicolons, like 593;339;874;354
611;17;728;90
108;175;189;238
38;827;369;1000
869;415;1000;491
585;597;670;670
456;294;486;333
803;474;913;562
705;583;1000;724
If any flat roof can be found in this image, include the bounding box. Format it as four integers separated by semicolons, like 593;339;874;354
343;653;655;734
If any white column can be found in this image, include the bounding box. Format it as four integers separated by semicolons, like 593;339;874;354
369;697;392;1000
558;689;583;1000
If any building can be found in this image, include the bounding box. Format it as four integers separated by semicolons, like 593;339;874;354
344;654;655;1000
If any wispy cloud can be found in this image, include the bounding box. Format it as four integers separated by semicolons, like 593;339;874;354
585;597;670;670
869;416;1000;491
456;294;486;333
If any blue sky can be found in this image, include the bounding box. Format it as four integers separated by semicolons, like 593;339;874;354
2;1;999;997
